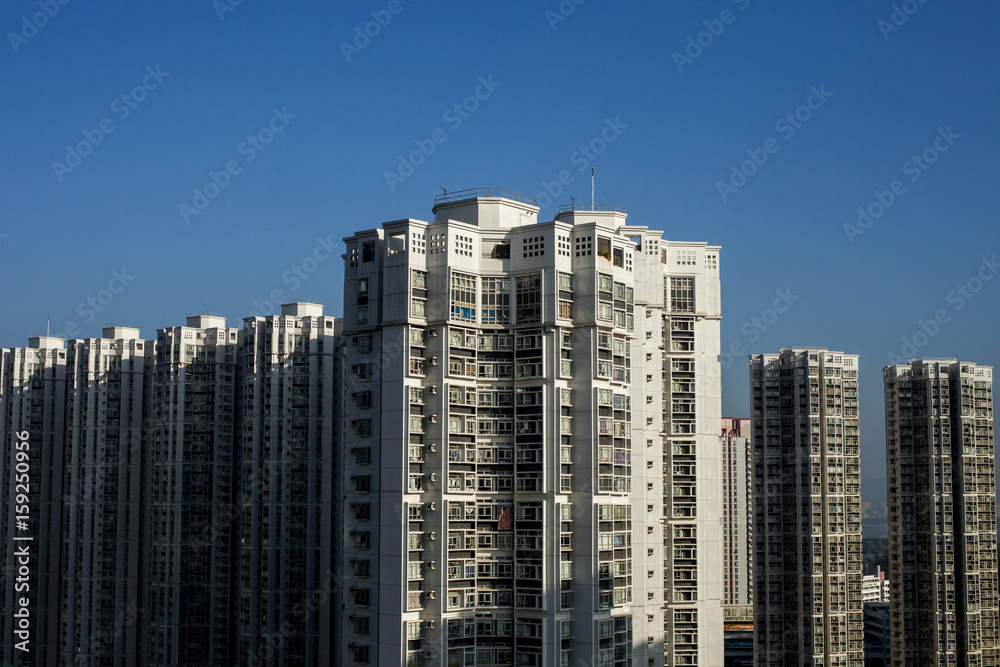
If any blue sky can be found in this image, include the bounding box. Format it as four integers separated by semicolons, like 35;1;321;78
2;1;998;499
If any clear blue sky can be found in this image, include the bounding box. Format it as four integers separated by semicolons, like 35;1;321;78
2;1;998;501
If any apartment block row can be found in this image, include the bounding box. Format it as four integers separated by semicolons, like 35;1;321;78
1;190;738;667
749;349;997;667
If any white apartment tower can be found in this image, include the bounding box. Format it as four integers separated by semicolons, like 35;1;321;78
60;327;149;667
883;360;997;666
338;189;723;667
145;315;238;667
721;417;752;607
237;303;337;666
749;349;863;667
0;336;67;667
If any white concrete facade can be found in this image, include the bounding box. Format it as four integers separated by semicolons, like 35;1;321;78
338;190;723;667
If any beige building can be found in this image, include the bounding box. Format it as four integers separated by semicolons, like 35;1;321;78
750;348;863;667
0;336;67;667
61;327;149;667
884;359;997;666
338;189;723;667
144;315;238;667
721;417;752;608
237;303;337;666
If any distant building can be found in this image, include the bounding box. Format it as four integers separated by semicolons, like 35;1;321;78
861;565;890;603
884;360;998;666
721;417;752;607
0;336;67;667
60;327;149;667
236;303;337;666
144;315;238;667
750;348;863;667
863;602;891;667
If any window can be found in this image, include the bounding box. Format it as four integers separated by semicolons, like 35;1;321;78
355;475;371;493
451;272;477;322
354;503;371;521
613;247;623;267
352;531;371;548
412;269;427;290
598;273;613;292
353;616;370;634
598;303;613;321
362;242;375;262
356;419;372;436
356;391;372;408
411;298;426;318
558;271;573;291
357;335;372;353
671;277;694;312
358;278;369;298
355;446;371;464
354;363;372;379
351;644;369;662
481;277;510;324
516;274;541;323
597;237;611;260
558;300;572;319
357;306;369;324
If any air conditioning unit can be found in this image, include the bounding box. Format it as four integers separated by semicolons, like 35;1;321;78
428;444;437;453
351;392;357;399
429;473;438;482
429;328;438;336
426;590;436;599
424;619;436;628
429;415;438;423
427;561;437;570
430;356;438;365
352;337;358;345
428;531;437;541
429;385;438;394
424;650;438;659
428;501;437;510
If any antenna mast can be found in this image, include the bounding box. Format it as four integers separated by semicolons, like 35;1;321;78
590;167;594;211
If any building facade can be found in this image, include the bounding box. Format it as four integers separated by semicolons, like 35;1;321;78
60;327;149;667
750;348;863;667
721;417;752;607
237;303;337;666
0;336;67;667
338;189;723;667
145;315;238;667
883;360;997;666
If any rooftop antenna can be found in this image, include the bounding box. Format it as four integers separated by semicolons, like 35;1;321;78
46;317;50;337
440;186;447;195
590;167;594;211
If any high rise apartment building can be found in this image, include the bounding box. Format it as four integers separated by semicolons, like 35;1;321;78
145;315;238;667
338;189;723;667
749;348;863;667
237;303;337;666
0;336;67;667
60;327;149;667
721;417;752;608
884;359;997;666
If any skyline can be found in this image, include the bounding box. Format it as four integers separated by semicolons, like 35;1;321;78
3;1;999;499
